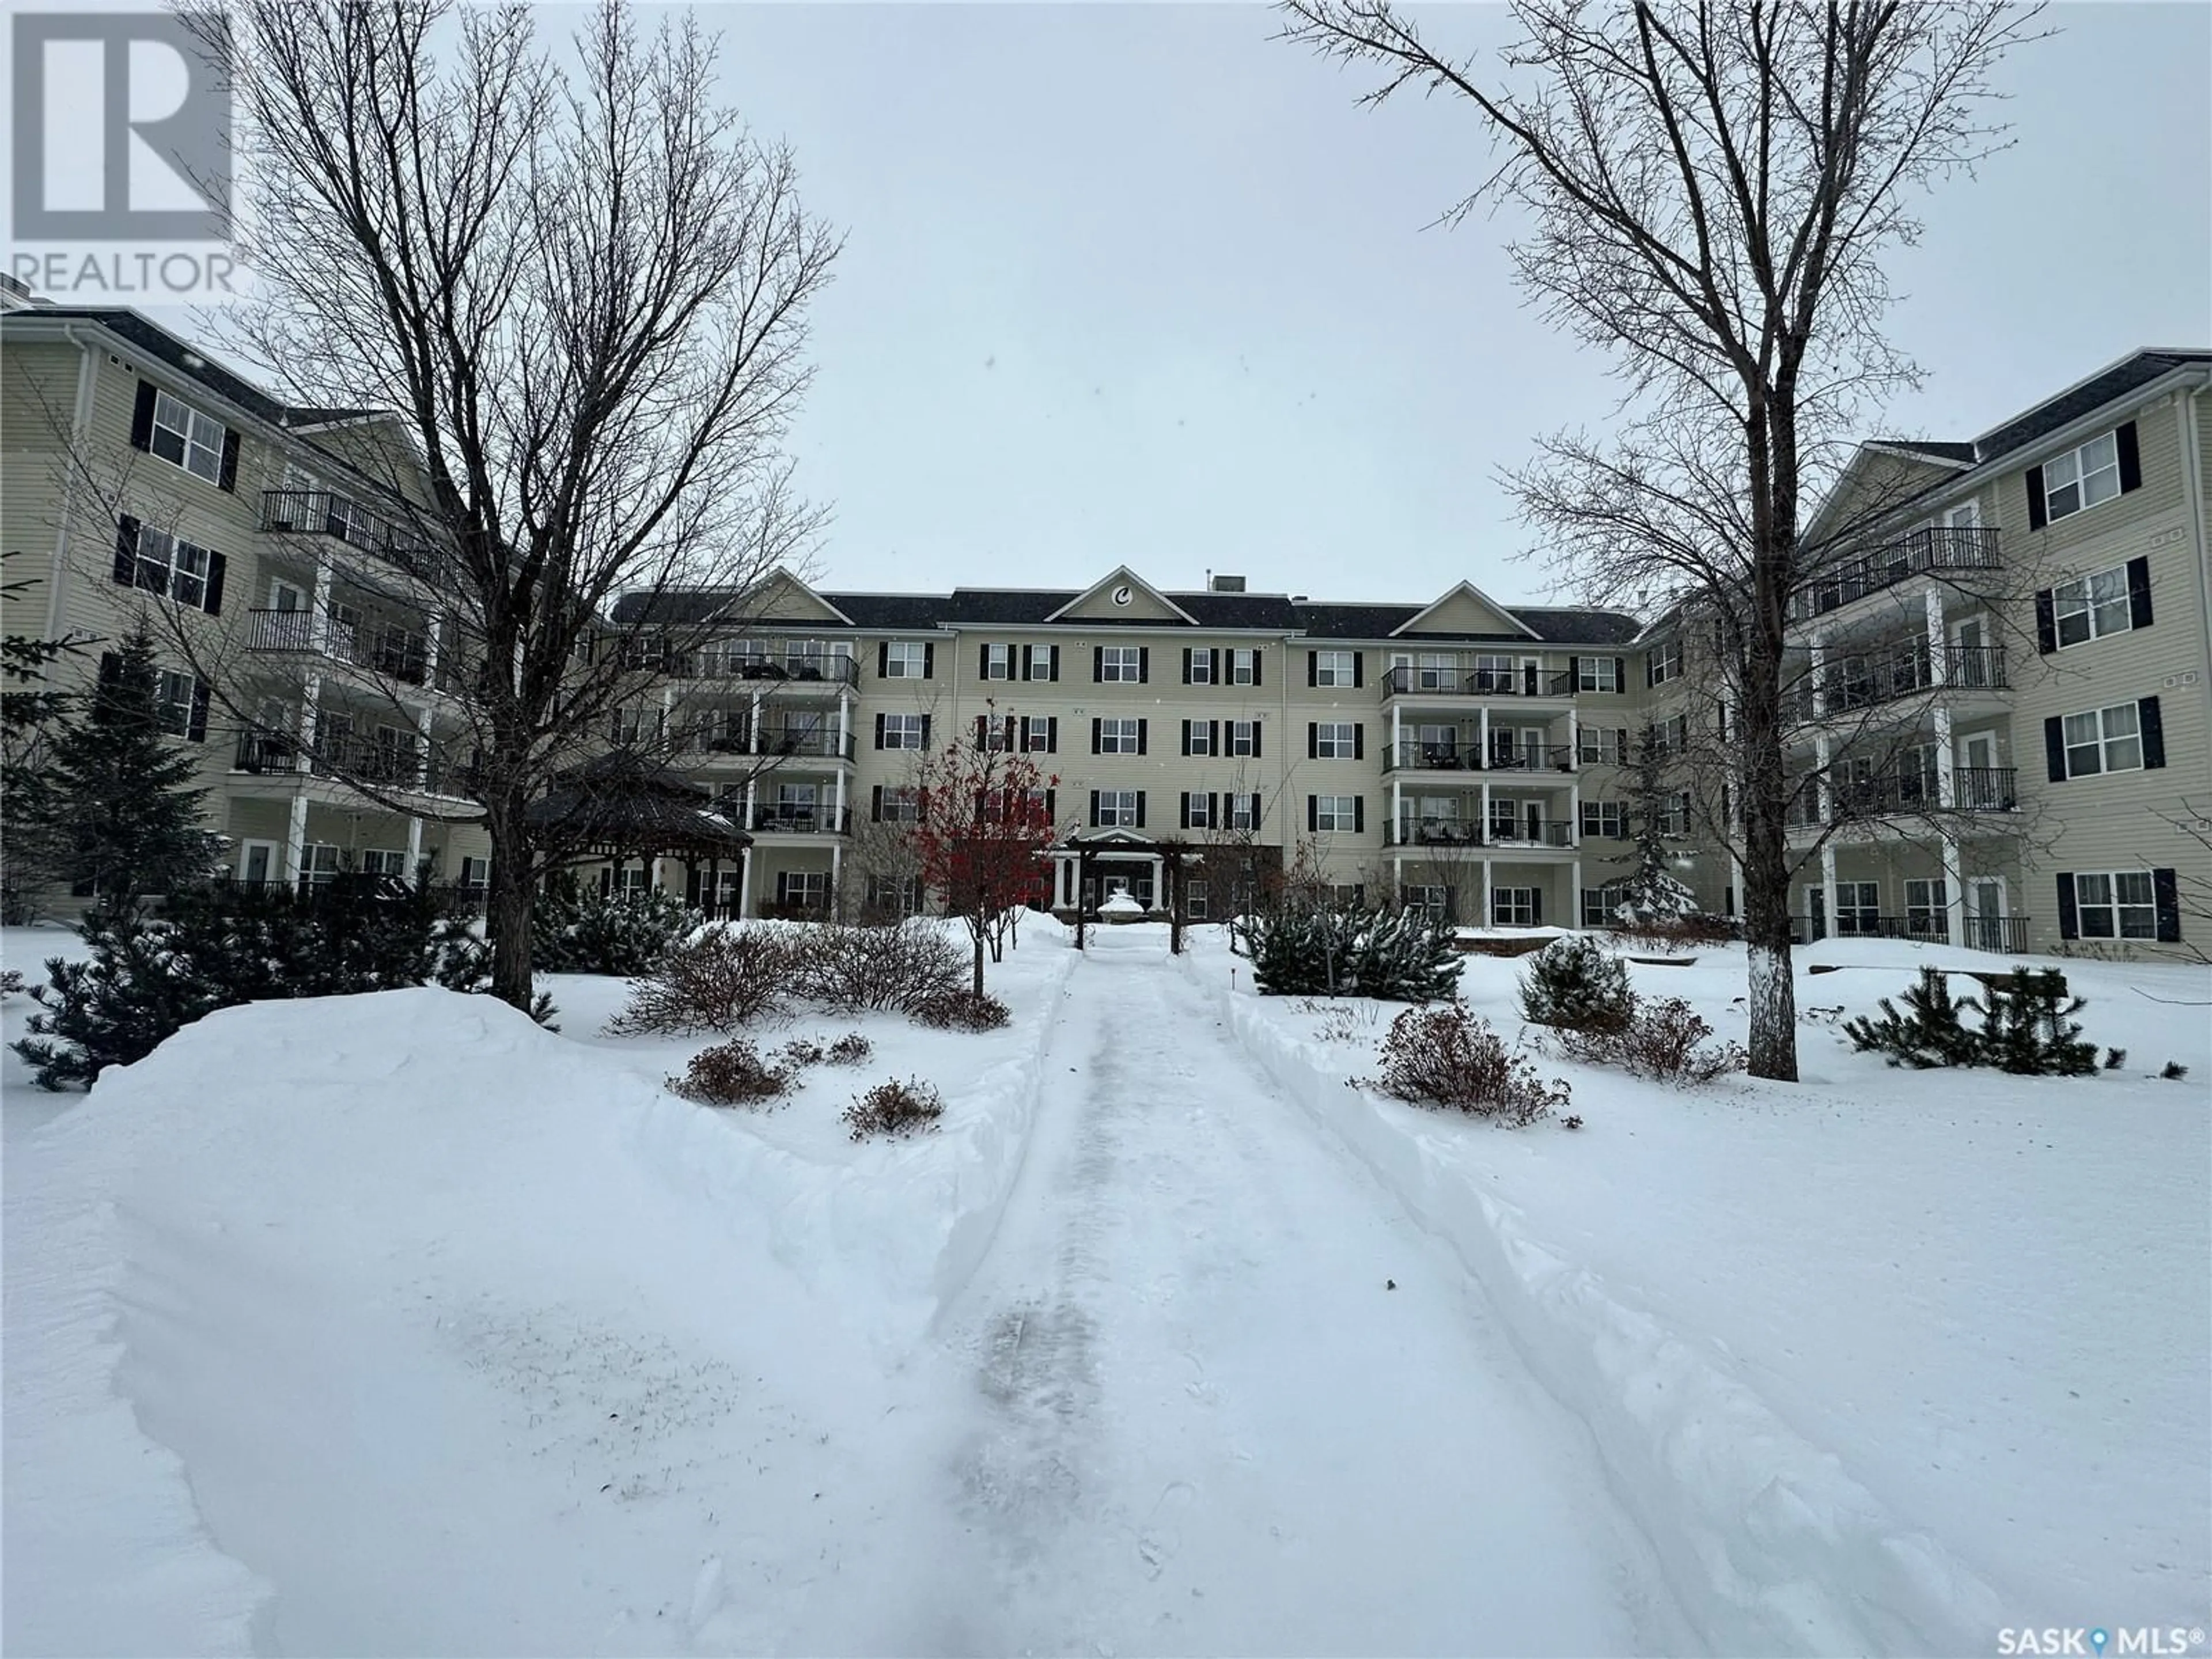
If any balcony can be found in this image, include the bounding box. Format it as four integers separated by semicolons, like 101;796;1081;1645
233;728;469;798
1790;914;2031;953
676;652;860;690
244;607;446;690
1384;817;1577;850
685;727;855;762
1790;526;2001;624
1382;740;1576;774
1381;664;1577;701
261;489;442;581
1789;764;2020;830
1782;642;2009;725
748;805;853;836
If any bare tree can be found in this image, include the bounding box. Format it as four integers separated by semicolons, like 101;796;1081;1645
1281;0;2041;1078
179;0;839;1007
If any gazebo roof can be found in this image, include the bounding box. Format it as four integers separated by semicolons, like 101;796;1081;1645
526;753;751;859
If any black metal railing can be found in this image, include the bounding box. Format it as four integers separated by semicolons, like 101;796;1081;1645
1382;740;1576;773
260;489;442;580
232;727;469;797
1484;744;1577;774
1791;912;2030;953
1488;818;1577;849
748;805;853;835
1832;766;2018;820
676;653;860;689
244;607;438;687
1386;819;1483;849
1964;915;2029;953
1790;526;2001;622
685;728;854;760
1381;664;1577;699
1782;641;2009;725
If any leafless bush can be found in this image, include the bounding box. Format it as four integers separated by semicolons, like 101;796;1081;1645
778;1036;827;1069
827;1031;873;1065
1560;995;1747;1085
791;921;967;1014
842;1076;945;1141
607;928;797;1036
1293;996;1383;1047
911;990;1011;1032
1362;1005;1567;1127
668;1039;793;1108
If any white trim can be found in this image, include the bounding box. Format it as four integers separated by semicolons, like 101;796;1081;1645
1389;579;1541;640
1044;564;1198;626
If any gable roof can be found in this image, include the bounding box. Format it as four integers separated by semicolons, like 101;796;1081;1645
1389;579;1543;640
1974;349;2210;464
1865;439;1979;467
1044;566;1198;626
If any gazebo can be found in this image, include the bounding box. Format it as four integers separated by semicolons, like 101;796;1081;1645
527;753;752;912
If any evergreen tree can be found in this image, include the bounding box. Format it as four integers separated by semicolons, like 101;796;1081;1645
1842;967;1981;1068
1;551;97;919
20;626;221;902
1617;722;1700;927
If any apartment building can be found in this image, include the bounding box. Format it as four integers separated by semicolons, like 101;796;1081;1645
5;293;2204;959
0;294;495;903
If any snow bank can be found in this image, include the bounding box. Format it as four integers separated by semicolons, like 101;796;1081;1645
1183;950;2009;1657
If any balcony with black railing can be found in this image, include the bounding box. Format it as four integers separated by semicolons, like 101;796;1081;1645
1384;813;1581;849
684;726;855;762
1781;642;2009;725
260;489;442;581
1789;913;2029;953
1789;525;2001;624
673;650;861;690
1787;764;2020;829
1382;740;1576;774
1380;664;1578;701
232;726;469;798
747;805;853;836
244;607;448;690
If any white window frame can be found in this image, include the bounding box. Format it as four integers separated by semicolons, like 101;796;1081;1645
359;849;410;878
1185;879;1209;921
1580;801;1627;839
778;870;831;909
2074;870;2157;940
1660;790;1691;838
1314;721;1356;760
1025;645;1055;681
882;641;929;679
1095;789;1139;828
1184;792;1215;830
1835;881;1882;933
1228;794;1258;832
2062;703;2142;778
1099;717;1142;755
1471;653;1516;692
1100;645;1143;683
1649;642;1683;686
2052;563;2133;649
1581;882;1629;927
1313;650;1356;688
1491;887;1536;926
154;668;198;737
459;855;491;890
880;713;926;751
1229;648;1259;685
1187;650;1215;685
1904;878;1948;937
1227;720;1258;757
1313;794;1358;832
131;524;213;607
878;786;920;823
1578;728;1626;766
1021;715;1053;752
1577;656;1621;693
2043;430;2122;522
982;642;1015;681
301;843;343;887
149;390;226;483
1185;719;1214;756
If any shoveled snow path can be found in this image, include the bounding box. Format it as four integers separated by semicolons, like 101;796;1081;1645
913;930;1691;1657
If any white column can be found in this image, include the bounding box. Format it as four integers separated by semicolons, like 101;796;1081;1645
1571;856;1584;928
1478;706;1490;762
1566;706;1578;768
1391;777;1402;842
1809;632;1828;717
308;561;335;653
1392;851;1403;899
831;764;847;832
838;689;852;759
744;773;759;839
1390;702;1402;763
414;704;433;789
831;843;843;912
1933;704;1957;809
406;816;425;885
284;793;309;884
297;673;323;756
1820;843;1839;942
1149;854;1164;910
1942;837;1966;949
1924;586;1948;686
737;845;753;919
1815;733;1833;823
1728;852;1744;918
1480;781;1492;844
1480;858;1493;929
423;608;444;694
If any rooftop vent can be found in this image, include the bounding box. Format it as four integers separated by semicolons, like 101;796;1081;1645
1209;573;1247;592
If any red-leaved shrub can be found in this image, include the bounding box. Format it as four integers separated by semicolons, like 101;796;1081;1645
667;1038;792;1107
842;1077;945;1140
1362;1005;1566;1127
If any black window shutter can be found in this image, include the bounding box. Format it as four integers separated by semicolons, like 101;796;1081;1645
1568;656;1581;688
1646;655;1657;688
1137;719;1148;756
874;712;886;749
186;681;210;743
1351;652;1363;689
1210;649;1221;683
129;381;157;450
871;785;883;821
1020;645;1033;679
1093;646;1104;683
1050;646;1060;681
1045;789;1055;822
2055;873;2079;941
113;515;140;585
877;642;889;679
1209;721;1219;756
1613;657;1626;688
2153;868;2181;942
1307;722;1319;759
2126;556;2154;630
2043;715;2066;782
2034;589;2057;654
1531;886;1543;924
1181;721;1192;756
1306;795;1319;832
217;431;240;492
1306;650;1318;687
1092;717;1103;753
1353;796;1365;834
1251;723;1262;759
1179;793;1192;830
1138;647;1149;683
2025;465;2048;531
922;643;934;679
1251;650;1261;687
1208;793;1219;827
97;652;121;694
1181;649;1192;684
1134;792;1146;829
1047;717;1058;753
974;715;988;751
1353;724;1365;762
2139;696;2165;769
202;550;226;615
2116;421;2142;493
919;714;932;749
1248;793;1262;828
980;643;991;679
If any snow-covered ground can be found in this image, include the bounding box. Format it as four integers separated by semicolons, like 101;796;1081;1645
5;917;2208;1655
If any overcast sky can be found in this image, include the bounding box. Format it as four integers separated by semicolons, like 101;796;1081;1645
688;2;2210;607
